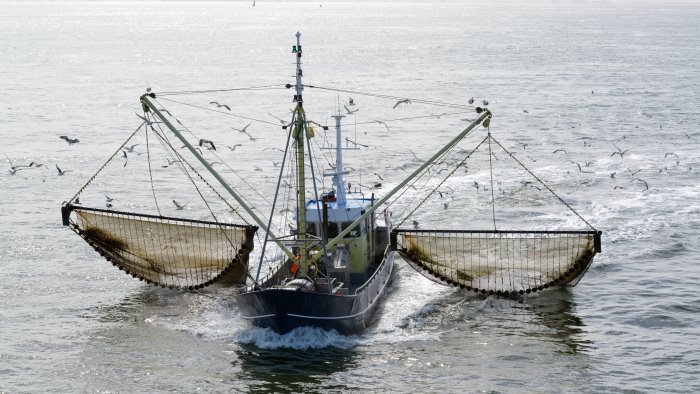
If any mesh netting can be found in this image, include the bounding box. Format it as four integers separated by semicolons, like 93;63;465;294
65;206;256;289
392;229;600;295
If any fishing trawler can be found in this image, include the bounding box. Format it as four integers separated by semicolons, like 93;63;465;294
61;33;601;335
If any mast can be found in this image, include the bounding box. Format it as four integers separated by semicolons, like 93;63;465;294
330;113;347;206
292;32;309;277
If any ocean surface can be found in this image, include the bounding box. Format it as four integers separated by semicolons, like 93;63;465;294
2;1;700;392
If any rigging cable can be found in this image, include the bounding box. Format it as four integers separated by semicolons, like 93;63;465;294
147;114;262;286
487;131;497;231
144;127;163;217
304;84;474;109
157;97;284;127
67;122;144;204
489;135;598;231
157;84;287;97
153;97;285;230
395;135;490;228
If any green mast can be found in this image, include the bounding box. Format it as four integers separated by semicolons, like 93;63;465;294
292;32;309;277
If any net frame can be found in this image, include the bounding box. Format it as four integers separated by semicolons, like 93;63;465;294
391;229;601;296
62;204;257;290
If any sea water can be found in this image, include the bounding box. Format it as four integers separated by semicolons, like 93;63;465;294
1;1;699;392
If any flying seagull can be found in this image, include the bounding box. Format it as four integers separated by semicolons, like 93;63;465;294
233;123;256;141
227;144;243;151
611;143;630;158
210;101;231;111
55;164;70;175
343;105;358;115
393;98;411;109
199;139;216;151
375;120;390;132
59;135;80;145
172;200;187;210
468;97;474;105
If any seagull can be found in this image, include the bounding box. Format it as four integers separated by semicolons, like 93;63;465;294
570;161;583;172
664;152;679;158
553;148;568;155
105;195;114;202
473;181;480;191
375;120;390;132
611;143;630;158
233;123;256;141
122;150;128;167
199;139;216;151
172;200;187;210
374;173;384;181
263;147;285;153
227;144;243;151
412;220;419;229
523;109;529;113
59;135;80;145
209;101;231;110
343;105;358;114
393;98;411;109
348;97;355;106
626;168;641;176
162;159;181;168
432;112;448;119
633;178;649;191
468;97;474;105
6;155;31;172
55;164;70;175
482;100;489;106
124;144;139;153
28;162;47;169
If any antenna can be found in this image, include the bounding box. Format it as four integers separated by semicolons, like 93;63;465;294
292;32;303;103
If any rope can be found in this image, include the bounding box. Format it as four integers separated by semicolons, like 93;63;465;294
304;84;473;109
489;135;598;231
67;123;144;204
149;122;249;225
145;128;163;216
157;97;283;127
396;135;489;228
354;111;472;126
487;132;497;231
153;98;282;217
157;84;287;96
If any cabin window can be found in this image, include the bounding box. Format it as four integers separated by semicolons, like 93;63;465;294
326;222;339;239
340;221;361;238
306;222;317;236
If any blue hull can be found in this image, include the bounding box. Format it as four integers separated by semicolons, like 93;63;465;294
237;251;395;335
